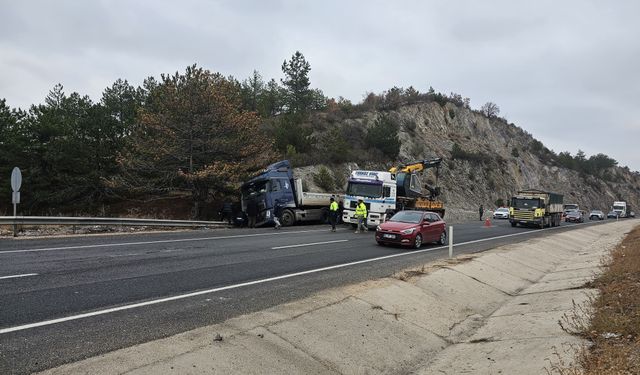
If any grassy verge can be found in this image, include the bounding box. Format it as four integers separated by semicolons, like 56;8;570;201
559;225;640;374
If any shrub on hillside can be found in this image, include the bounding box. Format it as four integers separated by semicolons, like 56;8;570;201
313;166;335;192
451;143;491;163
273;113;313;153
322;127;353;164
365;115;401;159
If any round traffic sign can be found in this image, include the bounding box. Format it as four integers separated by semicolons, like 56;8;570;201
11;167;22;192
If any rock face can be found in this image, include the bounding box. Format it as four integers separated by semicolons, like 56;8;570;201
294;101;640;221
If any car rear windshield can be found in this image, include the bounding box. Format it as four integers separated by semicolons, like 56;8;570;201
389;211;423;224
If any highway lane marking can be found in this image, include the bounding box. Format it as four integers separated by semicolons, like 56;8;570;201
0;221;597;334
0;229;331;255
0;273;38;280
272;239;349;249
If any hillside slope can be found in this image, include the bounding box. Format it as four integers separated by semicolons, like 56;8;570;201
295;101;640;222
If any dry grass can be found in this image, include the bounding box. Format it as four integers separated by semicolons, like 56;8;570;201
553;226;640;375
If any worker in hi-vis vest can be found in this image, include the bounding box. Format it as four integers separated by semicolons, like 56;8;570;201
354;199;368;233
329;197;339;232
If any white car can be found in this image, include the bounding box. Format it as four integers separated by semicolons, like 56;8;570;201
589;210;604;220
493;207;510;219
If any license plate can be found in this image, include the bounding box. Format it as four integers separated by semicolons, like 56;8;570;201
383;234;396;239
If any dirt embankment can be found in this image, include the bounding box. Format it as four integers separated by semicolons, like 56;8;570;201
556;226;640;374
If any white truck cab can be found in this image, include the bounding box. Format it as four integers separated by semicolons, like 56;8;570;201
612;201;628;218
342;170;397;229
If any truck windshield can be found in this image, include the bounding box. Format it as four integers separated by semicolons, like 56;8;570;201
613;205;624;210
241;180;269;198
512;198;540;209
563;204;578;210
346;182;382;198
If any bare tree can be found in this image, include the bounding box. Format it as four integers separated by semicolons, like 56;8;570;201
481;102;500;118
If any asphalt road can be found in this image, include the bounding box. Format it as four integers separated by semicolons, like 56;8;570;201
0;217;620;374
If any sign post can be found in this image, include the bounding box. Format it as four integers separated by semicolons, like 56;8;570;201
11;167;22;237
448;225;453;258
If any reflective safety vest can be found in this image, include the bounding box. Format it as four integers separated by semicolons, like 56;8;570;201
330;201;339;211
355;202;367;218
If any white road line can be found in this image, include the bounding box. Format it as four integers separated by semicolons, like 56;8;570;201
0;273;38;280
272;239;348;250
0;221;592;334
0;229;330;255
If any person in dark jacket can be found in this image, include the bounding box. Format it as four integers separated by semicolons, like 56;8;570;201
273;200;283;229
220;200;233;224
246;200;258;228
479;204;484;221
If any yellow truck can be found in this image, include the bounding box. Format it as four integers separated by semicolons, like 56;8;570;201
509;189;563;229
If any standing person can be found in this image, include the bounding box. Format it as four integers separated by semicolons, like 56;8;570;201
220;199;233;224
329;197;339;232
337;200;344;224
273;200;283;229
479;204;484;221
355;199;368;233
246;199;258;228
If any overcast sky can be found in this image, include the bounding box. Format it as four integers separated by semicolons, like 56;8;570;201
2;0;639;170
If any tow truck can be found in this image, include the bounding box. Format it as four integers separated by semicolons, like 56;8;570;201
342;158;445;229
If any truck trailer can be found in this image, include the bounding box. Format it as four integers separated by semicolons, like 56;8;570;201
509;189;563;229
240;160;342;227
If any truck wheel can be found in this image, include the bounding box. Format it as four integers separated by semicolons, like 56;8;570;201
510;222;517;227
281;209;295;227
320;208;330;224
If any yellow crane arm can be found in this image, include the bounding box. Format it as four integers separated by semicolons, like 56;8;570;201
389;158;442;173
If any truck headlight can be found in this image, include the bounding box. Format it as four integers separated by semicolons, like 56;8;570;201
376;225;381;231
401;228;415;235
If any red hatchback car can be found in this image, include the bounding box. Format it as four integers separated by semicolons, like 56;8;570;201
375;210;447;249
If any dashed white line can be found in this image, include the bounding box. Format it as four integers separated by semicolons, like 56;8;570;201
272;239;349;249
0;273;38;280
0;229;330;255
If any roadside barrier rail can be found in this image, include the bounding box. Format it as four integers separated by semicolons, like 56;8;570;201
0;216;229;237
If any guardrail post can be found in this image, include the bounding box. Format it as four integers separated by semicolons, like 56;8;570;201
448;225;453;258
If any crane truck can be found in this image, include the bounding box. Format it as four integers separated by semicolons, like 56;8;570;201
509;189;563;229
240;160;343;227
342;158;445;229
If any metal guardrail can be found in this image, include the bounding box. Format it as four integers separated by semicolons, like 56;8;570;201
0;216;229;237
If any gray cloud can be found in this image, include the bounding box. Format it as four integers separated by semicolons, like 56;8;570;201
1;0;638;170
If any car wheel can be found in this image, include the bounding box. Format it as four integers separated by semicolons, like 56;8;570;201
414;234;423;249
437;231;447;245
377;241;385;246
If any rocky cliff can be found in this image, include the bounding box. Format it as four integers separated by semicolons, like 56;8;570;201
294;101;640;222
